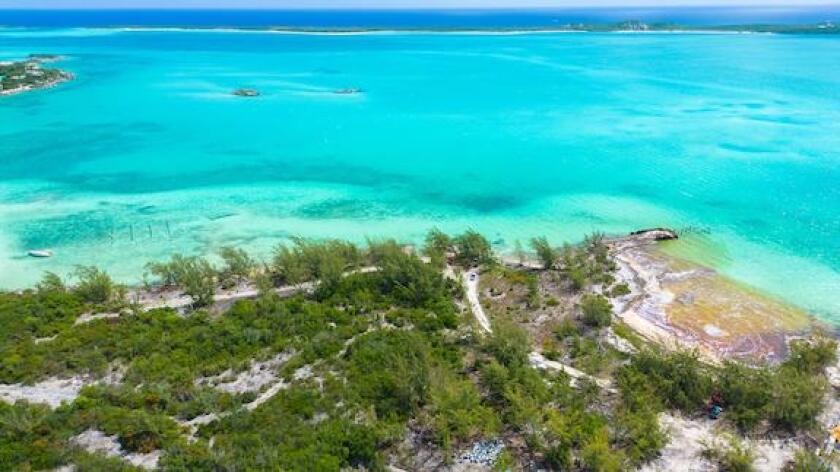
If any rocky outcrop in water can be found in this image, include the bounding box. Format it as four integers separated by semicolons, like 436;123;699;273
334;88;363;95
611;227;811;362
629;228;679;241
232;89;260;97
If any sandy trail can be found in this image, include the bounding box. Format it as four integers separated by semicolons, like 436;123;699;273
463;270;614;392
464;269;492;333
135;266;379;312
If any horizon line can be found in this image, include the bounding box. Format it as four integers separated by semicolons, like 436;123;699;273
2;4;840;11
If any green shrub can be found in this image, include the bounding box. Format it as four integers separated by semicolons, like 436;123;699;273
767;366;827;432
530;236;557;270
613;406;667;466
427;370;499;449
702;435;755;472
271;237;362;287
345;330;431;420
37;272;66;293
618;349;712;413
485;320;531;368
72;266;120;304
785;449;832;472
422;228;452;267
717;361;773;432
218;246;254;286
554;318;580;339
784;338;838;375
453;230;494;267
579;294;612;328
610;283;631;298
579;427;624;472
146;255;217;306
612;322;645;350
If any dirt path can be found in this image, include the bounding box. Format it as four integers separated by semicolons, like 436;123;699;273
463;270;614;392
528;352;616;392
463;269;492;333
135;266;379;312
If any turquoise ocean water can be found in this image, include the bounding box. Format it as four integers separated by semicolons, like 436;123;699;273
0;28;838;319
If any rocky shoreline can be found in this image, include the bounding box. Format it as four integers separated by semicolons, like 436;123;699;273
609;229;814;362
0;74;74;97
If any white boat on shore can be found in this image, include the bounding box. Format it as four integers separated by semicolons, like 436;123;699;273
27;250;53;258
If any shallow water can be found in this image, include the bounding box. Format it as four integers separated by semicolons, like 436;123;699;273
0;29;838;320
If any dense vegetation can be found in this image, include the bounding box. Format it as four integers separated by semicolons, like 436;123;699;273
617;338;836;434
0;230;837;471
0;58;70;93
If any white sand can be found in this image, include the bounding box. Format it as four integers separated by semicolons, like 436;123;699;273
464;269;492;333
74;311;121;325
70;429;161;470
642;413;797;472
197;351;294;394
0;365;124;408
529;352;616;393
0;377;86;408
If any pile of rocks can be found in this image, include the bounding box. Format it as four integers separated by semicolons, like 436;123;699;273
456;439;504;467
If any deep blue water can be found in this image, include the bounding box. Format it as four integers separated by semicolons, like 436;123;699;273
1;7;839;29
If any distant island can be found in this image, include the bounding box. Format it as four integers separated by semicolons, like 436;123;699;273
0;54;73;97
123;20;840;35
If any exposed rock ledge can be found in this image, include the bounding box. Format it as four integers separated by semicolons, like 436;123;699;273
0;364;124;408
628;227;679;241
610;227;812;362
70;429;160;470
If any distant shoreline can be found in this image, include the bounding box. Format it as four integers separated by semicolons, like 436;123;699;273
0;75;73;97
114;26;778;36
2;23;837;35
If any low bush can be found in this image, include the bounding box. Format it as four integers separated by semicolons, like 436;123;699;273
580;294;613;328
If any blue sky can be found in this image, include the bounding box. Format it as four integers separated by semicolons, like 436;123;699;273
1;0;837;8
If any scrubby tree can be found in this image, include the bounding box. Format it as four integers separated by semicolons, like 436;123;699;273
768;367;827;432
72;266;121;304
422;228;452;265
579;294;613;328
786;449;832;472
218;246;254;287
702;435;755;472
485;320;531;368
530;236;557;270
513;239;526;266
36;272;65;293
618;349;712;413
453;230;493;267
717;361;773;431
784;337;837;374
146;255;217;307
427;370;499;450
271;237;362;287
179;258;217;307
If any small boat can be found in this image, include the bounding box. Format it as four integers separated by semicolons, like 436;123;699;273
28;249;53;258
